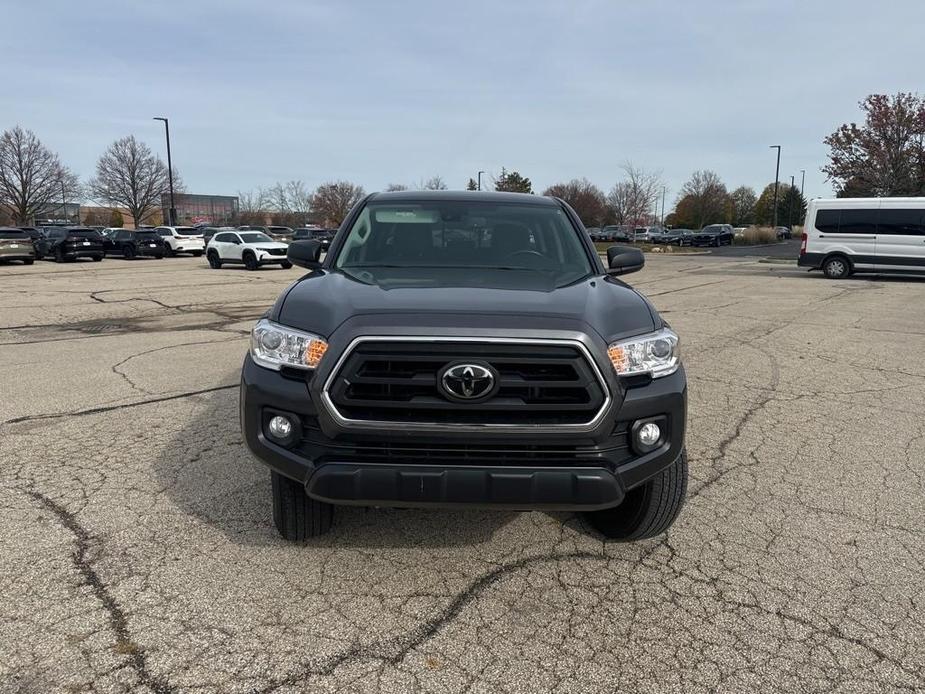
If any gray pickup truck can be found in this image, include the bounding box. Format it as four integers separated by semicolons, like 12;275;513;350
241;191;687;541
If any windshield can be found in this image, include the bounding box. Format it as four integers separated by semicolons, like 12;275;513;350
333;201;592;286
701;226;722;233
240;232;273;243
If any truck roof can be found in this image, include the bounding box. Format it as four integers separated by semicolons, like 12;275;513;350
369;190;557;206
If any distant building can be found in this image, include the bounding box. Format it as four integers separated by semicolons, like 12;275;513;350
161;193;239;226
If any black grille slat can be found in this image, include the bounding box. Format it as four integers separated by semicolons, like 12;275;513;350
327;340;607;426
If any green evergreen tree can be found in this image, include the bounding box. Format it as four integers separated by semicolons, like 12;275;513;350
494;168;532;194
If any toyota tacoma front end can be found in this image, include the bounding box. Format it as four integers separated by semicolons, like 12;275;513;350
241;191;687;540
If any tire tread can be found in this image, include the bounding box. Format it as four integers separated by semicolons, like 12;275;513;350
271;471;333;540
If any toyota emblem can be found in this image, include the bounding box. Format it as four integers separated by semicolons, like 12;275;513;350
439;363;497;401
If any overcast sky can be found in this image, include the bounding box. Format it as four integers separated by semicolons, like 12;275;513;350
2;0;923;207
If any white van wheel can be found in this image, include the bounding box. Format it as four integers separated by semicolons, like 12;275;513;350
823;256;850;279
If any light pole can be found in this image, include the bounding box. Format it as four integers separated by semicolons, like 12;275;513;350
477;171;485;191
153;117;176;225
60;179;67;223
799;169;806;226
769;145;781;228
660;187;666;226
787;175;795;229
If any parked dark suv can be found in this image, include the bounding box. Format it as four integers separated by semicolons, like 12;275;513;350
103;229;167;259
692;224;734;247
292;227;334;251
241;191;687;541
35;227;104;262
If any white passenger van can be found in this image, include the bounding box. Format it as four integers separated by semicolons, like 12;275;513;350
799;197;925;278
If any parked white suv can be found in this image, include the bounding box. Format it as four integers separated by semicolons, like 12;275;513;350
155;226;205;257
206;230;291;270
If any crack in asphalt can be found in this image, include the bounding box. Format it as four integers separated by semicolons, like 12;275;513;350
108;336;244;396
1;384;238;428
252;550;608;693
25;490;177;694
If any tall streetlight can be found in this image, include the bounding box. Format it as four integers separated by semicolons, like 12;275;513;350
799;169;806;226
787;175;795;229
769;145;781;228
153;117;176;225
60;179;67;223
660;187;666;226
477;170;485;191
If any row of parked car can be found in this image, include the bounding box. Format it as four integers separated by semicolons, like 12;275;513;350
0;223;336;268
587;224;792;247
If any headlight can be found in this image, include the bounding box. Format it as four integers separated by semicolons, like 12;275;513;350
607;328;679;378
250;319;328;371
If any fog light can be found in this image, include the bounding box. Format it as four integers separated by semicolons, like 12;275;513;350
268;415;292;439
638;422;661;446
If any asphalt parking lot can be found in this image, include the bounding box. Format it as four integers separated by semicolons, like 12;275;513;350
1;255;924;694
710;238;801;259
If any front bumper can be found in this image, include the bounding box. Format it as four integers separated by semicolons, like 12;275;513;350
240;352;687;511
256;252;288;264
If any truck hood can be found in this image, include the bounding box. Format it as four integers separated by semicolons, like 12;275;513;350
274;268;658;343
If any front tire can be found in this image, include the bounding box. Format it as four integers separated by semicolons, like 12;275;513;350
822;255;851;279
281;260;293;269
271;471;333;540
123;245;136;260
24;258;34;265
207;250;222;269
164;245;174;257
587;450;688;540
243;252;259;271
54;246;64;263
192;250;203;257
92;255;102;262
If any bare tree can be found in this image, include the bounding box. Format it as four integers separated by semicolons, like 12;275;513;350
311;181;365;227
88;136;178;228
543;178;607;226
0;126;80;224
237;188;269;225
266;180;312;225
267;183;289;215
678;170;727;228
606;163;662;226
420;175;448;191
384;183;408;192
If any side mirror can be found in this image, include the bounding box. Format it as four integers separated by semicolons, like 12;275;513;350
288;239;323;269
606;245;645;276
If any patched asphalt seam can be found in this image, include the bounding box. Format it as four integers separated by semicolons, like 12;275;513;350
26;490;177;694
